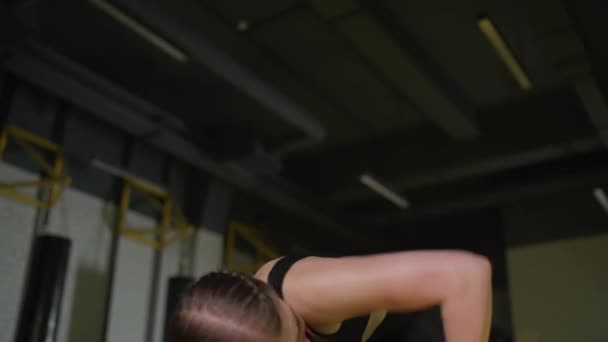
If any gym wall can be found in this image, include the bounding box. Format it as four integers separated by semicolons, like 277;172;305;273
504;190;608;342
507;234;608;342
0;161;225;342
0;162;38;342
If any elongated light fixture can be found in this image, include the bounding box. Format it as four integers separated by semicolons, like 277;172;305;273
91;0;188;63
593;187;608;214
478;16;532;90
360;173;410;209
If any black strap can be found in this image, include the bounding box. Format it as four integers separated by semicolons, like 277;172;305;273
268;255;342;340
267;255;306;299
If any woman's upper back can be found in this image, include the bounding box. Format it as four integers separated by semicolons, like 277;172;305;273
255;255;345;336
254;250;492;342
256;255;397;341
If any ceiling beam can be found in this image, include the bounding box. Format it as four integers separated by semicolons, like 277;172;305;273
336;13;479;140
0;6;26;58
333;135;601;204
0;40;381;251
308;0;359;20
360;156;608;226
524;0;608;149
573;75;608;147
286;86;599;201
109;0;326;144
308;1;479;140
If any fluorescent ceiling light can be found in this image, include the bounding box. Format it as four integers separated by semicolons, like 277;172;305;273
593;187;608;214
478;16;532;91
91;0;188;63
360;173;410;209
237;20;250;32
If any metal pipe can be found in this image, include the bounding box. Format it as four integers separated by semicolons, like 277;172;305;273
145;247;162;342
94;1;326;142
101;139;133;342
144;157;172;342
32;102;68;234
2;34;377;250
100;211;120;342
178;234;195;277
90;0;188;63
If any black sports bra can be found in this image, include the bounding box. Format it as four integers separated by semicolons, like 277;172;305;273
267;255;338;341
267;256;429;342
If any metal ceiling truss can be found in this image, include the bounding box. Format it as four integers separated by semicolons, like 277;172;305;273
309;0;479;140
0;6;381;251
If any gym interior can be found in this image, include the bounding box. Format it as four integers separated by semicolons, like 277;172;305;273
1;0;607;341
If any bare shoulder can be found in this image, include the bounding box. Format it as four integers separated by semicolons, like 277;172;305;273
254;256;344;331
254;250;490;325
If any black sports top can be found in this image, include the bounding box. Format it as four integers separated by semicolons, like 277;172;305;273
267;255;337;341
267;256;415;341
268;255;444;342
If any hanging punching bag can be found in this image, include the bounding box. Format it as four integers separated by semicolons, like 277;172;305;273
14;235;71;342
163;276;194;340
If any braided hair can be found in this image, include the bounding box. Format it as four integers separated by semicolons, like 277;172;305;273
167;270;282;342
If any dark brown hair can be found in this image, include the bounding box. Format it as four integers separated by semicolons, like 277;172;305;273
167;271;282;342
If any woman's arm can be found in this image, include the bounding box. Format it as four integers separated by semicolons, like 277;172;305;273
266;250;492;342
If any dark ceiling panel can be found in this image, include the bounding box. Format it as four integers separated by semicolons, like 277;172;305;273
6;84;55;138
337;13;478;140
565;0;608;73
206;0;301;25
359;150;608;226
382;0;525;107
130;142;166;186
4;83;56;172
254;10;426;142
145;0;355;149
485;1;562;88
33;0;307;152
63;113;127;198
110;0;340;153
521;0;608;152
564;0;608;85
308;0;359;19
36;0;226;121
523;0;588;78
285;86;597;197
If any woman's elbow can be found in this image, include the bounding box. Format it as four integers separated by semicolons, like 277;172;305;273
470;253;492;279
452;252;492;292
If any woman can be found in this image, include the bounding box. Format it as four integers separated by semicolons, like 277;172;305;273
168;250;493;341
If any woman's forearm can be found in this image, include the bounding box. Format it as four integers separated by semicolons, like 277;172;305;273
441;258;493;342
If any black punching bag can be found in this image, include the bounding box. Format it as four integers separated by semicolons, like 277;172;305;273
14;235;71;342
164;276;194;340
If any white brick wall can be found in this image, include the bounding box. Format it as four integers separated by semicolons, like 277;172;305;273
194;228;224;276
0;161;224;342
46;186;111;342
153;240;180;342
0;163;37;342
106;219;154;342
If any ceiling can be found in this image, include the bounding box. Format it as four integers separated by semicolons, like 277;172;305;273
3;0;608;254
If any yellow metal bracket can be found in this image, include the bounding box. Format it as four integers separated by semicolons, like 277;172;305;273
0;126;71;208
117;179;194;250
224;220;279;274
